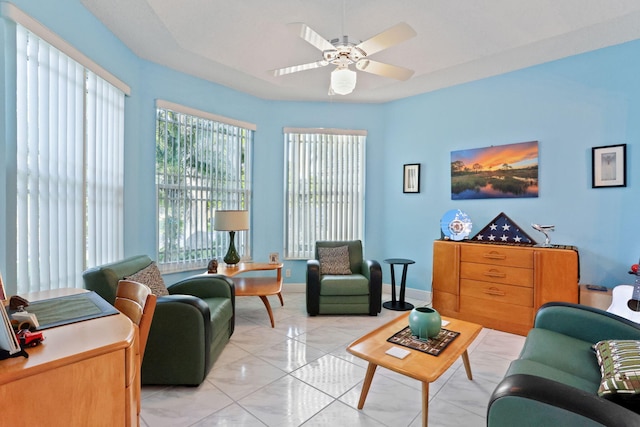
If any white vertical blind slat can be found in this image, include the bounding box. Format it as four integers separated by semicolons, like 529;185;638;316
16;25;29;286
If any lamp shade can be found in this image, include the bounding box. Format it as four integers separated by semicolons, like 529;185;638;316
214;210;249;231
331;66;357;95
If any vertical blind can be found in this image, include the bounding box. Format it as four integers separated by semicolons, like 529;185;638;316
284;128;366;259
85;73;125;267
156;102;253;272
15;25;125;292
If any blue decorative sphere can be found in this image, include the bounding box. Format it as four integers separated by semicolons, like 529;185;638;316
408;307;442;339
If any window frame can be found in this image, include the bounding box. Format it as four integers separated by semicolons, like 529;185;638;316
12;14;128;293
155;101;255;273
283;128;366;260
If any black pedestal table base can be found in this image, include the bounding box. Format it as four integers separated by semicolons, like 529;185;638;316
383;258;415;312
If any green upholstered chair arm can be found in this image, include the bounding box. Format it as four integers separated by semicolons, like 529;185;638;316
142;294;212;385
168;274;236;336
488;374;640;427
168;274;235;300
360;259;374;279
362;259;382;314
534;302;640;343
306;260;321;315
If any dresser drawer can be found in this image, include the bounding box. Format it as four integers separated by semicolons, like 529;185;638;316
460;295;534;326
461;244;533;268
461;279;533;307
461;261;533;287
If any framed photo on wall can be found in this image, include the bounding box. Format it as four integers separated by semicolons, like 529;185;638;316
403;163;420;193
450;140;538;200
592;144;626;188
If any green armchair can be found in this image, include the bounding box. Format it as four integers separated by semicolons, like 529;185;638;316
82;255;234;386
306;240;382;316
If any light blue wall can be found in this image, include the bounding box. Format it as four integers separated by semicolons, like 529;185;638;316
2;0;638;294
384;41;640;291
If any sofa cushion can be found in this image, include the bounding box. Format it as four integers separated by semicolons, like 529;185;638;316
594;340;640;397
320;274;369;295
126;262;169;297
318;246;352;275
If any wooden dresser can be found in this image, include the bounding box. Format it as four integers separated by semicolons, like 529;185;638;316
432;240;579;335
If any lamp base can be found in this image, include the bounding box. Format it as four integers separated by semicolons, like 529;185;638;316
223;231;241;265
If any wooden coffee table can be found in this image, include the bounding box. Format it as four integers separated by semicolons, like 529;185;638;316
215;262;283;328
347;312;482;426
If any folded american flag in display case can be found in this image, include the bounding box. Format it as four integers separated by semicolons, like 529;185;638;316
470;212;536;245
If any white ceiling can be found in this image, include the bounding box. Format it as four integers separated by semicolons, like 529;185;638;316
80;0;640;103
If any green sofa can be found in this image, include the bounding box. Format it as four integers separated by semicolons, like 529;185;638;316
488;302;640;427
82;255;234;386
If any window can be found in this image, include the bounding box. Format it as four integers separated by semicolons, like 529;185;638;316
284;128;366;259
156;101;254;272
14;21;128;293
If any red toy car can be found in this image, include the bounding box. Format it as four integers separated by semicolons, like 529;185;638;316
16;329;44;348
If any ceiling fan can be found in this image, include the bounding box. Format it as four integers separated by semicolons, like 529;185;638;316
272;22;417;95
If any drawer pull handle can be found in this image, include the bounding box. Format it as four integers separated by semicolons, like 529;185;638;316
485;287;506;296
484;269;506;278
483;252;506;260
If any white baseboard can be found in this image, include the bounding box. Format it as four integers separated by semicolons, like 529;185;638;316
282;282;432;304
282;282;306;293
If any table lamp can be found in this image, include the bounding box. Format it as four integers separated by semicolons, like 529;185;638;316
214;210;249;266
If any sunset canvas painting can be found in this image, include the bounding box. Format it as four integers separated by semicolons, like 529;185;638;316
451;141;538;199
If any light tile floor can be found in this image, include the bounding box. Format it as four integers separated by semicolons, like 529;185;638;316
140;291;526;427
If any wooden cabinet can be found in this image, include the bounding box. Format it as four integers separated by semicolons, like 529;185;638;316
0;289;138;426
432;240;579;335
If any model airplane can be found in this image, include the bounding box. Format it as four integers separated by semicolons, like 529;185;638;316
531;223;554;247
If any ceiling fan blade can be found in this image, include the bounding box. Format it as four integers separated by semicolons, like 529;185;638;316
288;23;335;52
355;22;416;56
356;59;414;81
272;60;329;77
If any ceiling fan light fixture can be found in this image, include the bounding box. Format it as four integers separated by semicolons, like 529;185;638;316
330;66;357;95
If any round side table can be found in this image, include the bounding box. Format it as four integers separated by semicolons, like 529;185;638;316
383;258;415;311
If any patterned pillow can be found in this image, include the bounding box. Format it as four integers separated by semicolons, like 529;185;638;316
594;340;640;397
126;262;169;297
318;246;352;275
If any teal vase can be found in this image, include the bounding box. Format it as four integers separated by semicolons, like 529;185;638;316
408;307;442;340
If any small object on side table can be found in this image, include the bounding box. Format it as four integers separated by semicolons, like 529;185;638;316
207;259;218;274
383;258;415;311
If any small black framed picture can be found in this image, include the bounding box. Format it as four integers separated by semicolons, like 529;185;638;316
592;144;626;188
403;163;420;193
